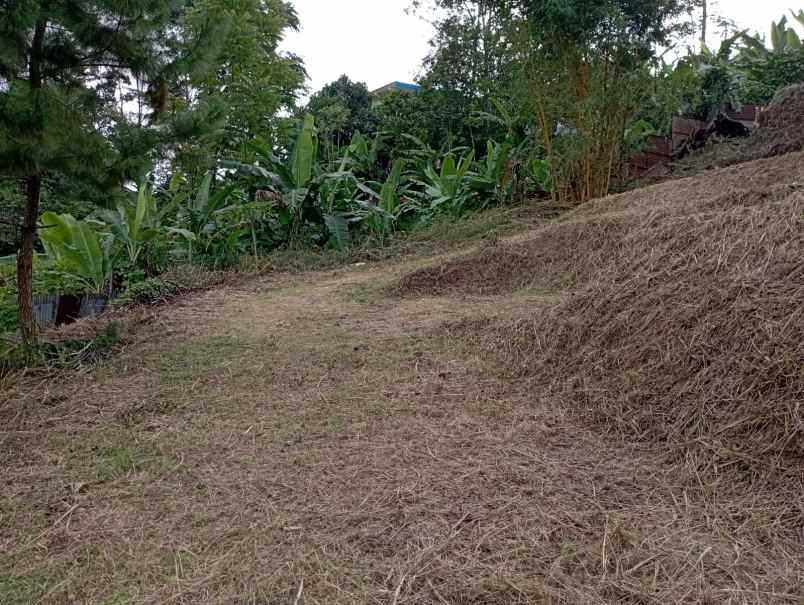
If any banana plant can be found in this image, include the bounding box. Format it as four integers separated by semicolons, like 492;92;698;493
739;13;803;57
399;133;439;169
354;159;406;242
170;173;239;263
226;114;360;249
224;113;322;241
318;172;361;251
95;184;167;267
338;131;388;178
412;150;477;214
290;113;318;189
769;16;801;52
528;157;553;193
39;212;114;293
464;140;513;202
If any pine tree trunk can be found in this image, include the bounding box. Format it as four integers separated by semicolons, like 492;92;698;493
17;175;41;345
17;18;47;345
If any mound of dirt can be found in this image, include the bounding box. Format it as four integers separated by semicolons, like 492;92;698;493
395;246;540;296
749;83;804;159
422;151;804;481
398;152;804;301
504;196;802;470
396;217;633;297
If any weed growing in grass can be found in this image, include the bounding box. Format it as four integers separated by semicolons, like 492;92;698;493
96;446;141;482
0;321;122;377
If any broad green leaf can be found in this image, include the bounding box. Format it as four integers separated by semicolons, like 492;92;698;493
168;228;197;241
135;184;149;237
324;213;351;251
440;155;457;180
39;212;73;260
388;159;404;189
221;160;282;185
290;114;318;188
194;173;213;213
771;21;783;51
380;182;397;213
285;188;309;211
356;181;381;199
456;150;475;182
39;212;111;291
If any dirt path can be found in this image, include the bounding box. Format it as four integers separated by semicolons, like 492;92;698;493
1;249;799;603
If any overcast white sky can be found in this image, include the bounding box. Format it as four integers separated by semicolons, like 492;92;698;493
282;0;433;96
282;0;801;96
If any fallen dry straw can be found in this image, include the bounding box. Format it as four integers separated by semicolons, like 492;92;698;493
405;152;804;482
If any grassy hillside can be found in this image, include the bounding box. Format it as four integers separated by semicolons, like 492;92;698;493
402;151;803;479
1;152;802;604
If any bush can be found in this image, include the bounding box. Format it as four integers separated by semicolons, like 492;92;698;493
2;321;124;375
113;277;180;308
0;257;91;334
0;339;37;376
740;50;804;105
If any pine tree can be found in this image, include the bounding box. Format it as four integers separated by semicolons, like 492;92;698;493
0;1;186;344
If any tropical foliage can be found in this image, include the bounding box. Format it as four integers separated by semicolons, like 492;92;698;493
2;0;804;344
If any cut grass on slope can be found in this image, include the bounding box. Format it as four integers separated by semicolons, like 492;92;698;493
402;151;804;481
1;152;802;604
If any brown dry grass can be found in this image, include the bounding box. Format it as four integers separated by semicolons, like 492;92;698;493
1;153;803;604
400;152;804;472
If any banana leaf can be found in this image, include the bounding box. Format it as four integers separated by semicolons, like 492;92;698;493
771;20;784;52
291;114;318;188
194;173;213;213
324;213;351;251
39;212;113;292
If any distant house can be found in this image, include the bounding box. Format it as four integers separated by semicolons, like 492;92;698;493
370;81;422;102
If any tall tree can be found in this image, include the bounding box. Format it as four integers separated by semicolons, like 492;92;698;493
410;1;526;150
179;0;306;175
305;76;377;156
0;1;186;344
415;0;523;102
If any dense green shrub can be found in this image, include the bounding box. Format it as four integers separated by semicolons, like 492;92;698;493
113;278;180;308
739;50;804;104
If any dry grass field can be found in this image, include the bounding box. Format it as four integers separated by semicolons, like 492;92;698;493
1;152;802;604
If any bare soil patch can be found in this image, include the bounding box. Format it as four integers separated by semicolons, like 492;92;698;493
394;245;540;296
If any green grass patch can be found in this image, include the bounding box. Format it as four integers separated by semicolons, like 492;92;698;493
0;571;48;605
339;278;391;305
64;427;179;484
